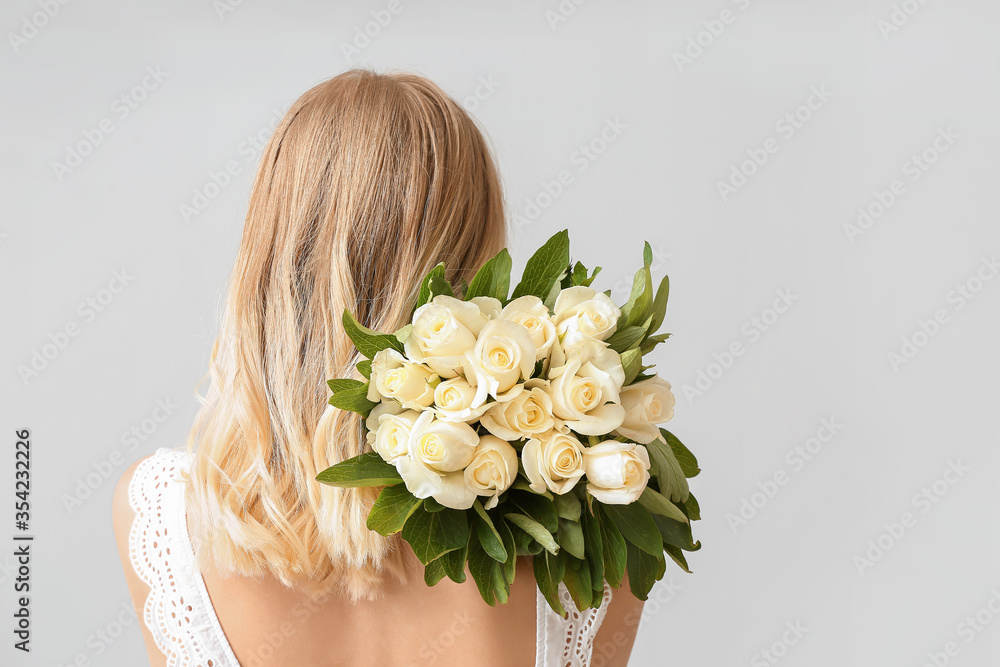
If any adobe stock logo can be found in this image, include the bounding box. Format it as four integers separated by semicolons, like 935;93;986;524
852;460;969;575
7;0;72;53
726;417;842;534
339;1;407;64
681;288;798;404
51;66;169;181
886;255;998;372
750;620;809;667
843;127;959;244
716;85;833;202
672;0;754;73
18;269;135;385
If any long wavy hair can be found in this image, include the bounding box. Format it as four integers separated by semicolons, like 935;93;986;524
183;69;507;600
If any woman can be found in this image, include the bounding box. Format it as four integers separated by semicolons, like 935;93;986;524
113;69;644;666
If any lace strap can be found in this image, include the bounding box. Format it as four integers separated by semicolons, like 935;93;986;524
536;582;613;667
127;447;239;667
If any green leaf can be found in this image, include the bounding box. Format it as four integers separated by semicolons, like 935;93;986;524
441;545;468;583
468;534;502;606
423;496;446;512
646;437;690;503
497;518;517;585
625;542;665;601
512;478;553;500
643;241;653;268
598;507;626;588
543;270;567;310
652;514;701;552
570;261;602;287
510;521;543;556
327;378;363;393
534;551;566;617
605;325;647;354
504;513;560;556
393;324;413;344
638;487;688;524
661;429;700;478
328;381;377;415
511;492;559;533
580;507;604;591
402;506;471;565
620;348;643;386
316;452;402;488
342;310;404;359
640;332;672;355
683;492;701;521
355;360;372;380
415;263;449;309
429;270;455;301
646;274;670;336
557;519;586;559
511;229;571;300
663;543;692;573
473;501;508;562
466;248;512;301
423;557;448;586
563;556;593;611
367;485;423;535
553;492;582;521
618;263;653;330
603;503;663;557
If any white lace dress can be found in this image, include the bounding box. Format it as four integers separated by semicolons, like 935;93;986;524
128;447;613;667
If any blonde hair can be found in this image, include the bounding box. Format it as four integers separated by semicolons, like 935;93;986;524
183;69;506;599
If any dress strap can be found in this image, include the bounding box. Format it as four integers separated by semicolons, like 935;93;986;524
535;582;613;667
127;447;240;667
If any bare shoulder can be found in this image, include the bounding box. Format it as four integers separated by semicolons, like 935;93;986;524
592;576;646;667
111;453;167;667
111;455;149;544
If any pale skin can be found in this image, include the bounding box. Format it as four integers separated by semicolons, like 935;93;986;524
113;456;645;667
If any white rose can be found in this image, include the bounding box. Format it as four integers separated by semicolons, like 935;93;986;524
547;346;626;435
480;378;554;440
396;463;477;510
463;319;536;408
407;411;478;471
614;377;676;444
500;295;557;361
395;411;480;510
433;377;490;423
583;441;651;504
404;295;494;377
469;295;502;320
553;286;621;347
522;429;586;495
464;435;518;509
367;349;437;410
370;408;421;464
365;401;403;446
548;336;626;383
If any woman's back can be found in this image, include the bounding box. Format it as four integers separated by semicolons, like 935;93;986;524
114;448;643;667
111;70;646;666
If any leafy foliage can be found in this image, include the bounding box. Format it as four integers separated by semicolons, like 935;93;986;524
317;230;702;616
402;505;471;565
511;229;570;300
342;310;405;358
466;248;513;301
415;263;453;309
316;453;402;487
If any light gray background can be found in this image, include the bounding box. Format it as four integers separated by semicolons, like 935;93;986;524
2;1;999;665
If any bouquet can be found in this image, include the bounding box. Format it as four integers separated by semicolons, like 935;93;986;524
316;230;701;615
